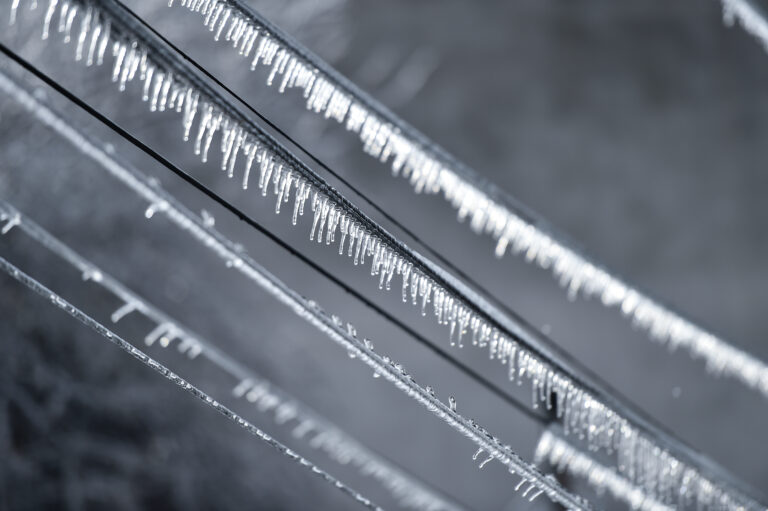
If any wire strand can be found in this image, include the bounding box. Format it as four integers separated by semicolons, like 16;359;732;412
0;256;384;511
0;199;467;511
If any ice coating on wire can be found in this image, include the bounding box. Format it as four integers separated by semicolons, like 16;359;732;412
535;431;673;511
0;257;383;511
0;72;587;510
4;5;766;508
0;202;463;511
160;0;768;402
721;0;768;52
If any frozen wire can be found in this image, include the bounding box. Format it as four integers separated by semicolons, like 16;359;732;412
0;71;588;510
0;65;545;427
3;5;765;509
535;431;674;511
164;0;768;402
110;0;531;363
0;200;465;511
720;0;768;52
0;256;383;511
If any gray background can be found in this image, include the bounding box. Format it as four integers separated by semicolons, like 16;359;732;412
0;0;767;509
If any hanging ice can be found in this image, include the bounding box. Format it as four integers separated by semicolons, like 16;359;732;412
164;0;768;403
3;8;765;510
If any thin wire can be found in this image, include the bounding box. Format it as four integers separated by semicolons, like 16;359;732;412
57;0;708;470
0;52;548;426
0;200;467;511
0;256;384;511
2;24;763;508
33;8;768;505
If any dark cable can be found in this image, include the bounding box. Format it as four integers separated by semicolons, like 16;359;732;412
113;0;531;334
0;42;549;426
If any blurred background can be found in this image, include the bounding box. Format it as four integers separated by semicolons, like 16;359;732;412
1;0;767;509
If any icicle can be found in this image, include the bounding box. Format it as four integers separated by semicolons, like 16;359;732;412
110;301;136;323
1;212;20;234
41;0;58;40
478;454;494;469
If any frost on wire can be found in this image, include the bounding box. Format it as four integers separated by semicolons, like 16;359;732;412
0;257;383;511
0;70;587;510
721;0;768;52
0;201;462;511
535;431;673;511
6;2;767;509
163;0;768;402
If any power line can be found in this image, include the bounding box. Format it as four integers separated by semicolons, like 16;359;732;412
0;257;384;511
4;2;766;507
0;199;467;511
170;0;768;403
0;71;588;509
0;51;549;426
112;0;537;339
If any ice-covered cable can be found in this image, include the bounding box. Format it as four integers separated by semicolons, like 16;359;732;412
535;431;673;511
2;7;765;509
0;73;588;510
161;0;768;402
0;256;383;511
721;0;768;52
0;201;464;511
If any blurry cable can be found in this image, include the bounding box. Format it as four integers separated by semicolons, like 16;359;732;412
2;5;765;510
164;0;768;402
0;258;383;511
0;69;588;510
720;0;768;53
534;431;674;511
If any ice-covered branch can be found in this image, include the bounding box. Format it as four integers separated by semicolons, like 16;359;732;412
163;0;768;403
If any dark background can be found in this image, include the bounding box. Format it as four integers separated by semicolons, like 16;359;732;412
1;1;767;509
